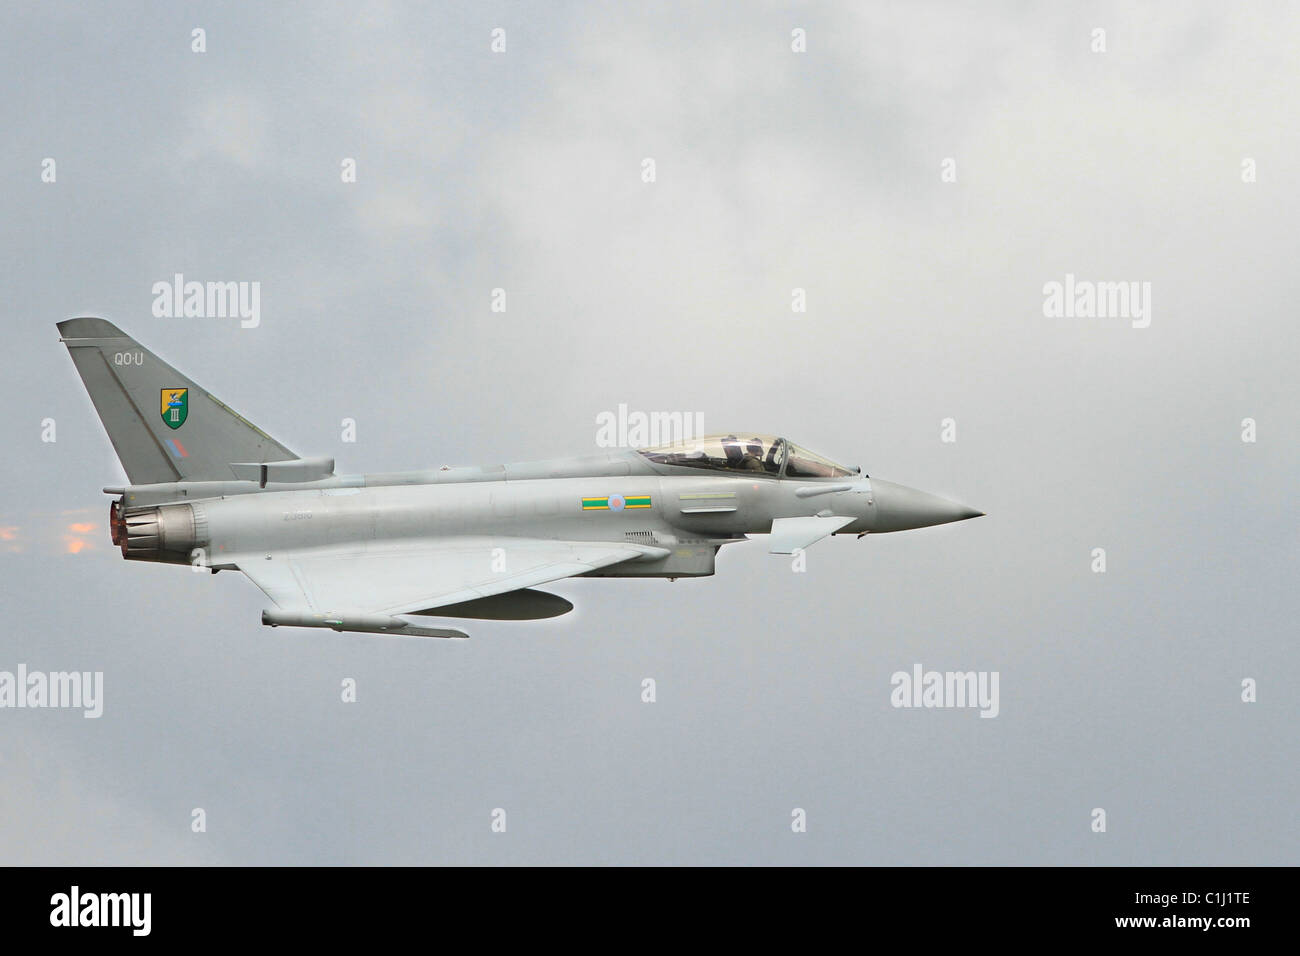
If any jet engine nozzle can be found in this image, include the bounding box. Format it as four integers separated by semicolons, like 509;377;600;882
119;503;201;564
109;498;124;546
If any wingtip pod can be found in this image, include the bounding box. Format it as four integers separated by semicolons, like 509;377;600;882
261;609;468;639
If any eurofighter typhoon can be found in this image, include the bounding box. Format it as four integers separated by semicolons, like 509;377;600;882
58;318;984;640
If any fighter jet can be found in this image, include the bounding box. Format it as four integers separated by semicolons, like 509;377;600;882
57;318;984;640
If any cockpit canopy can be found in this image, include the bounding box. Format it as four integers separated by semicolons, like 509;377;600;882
637;434;858;479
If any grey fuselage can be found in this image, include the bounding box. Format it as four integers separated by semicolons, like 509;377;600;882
109;448;981;580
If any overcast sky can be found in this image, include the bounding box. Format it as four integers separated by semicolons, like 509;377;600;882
1;0;1296;864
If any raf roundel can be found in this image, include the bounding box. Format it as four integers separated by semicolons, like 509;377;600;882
608;494;626;512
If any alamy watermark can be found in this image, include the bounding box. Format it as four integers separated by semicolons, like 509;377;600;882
890;663;999;718
151;273;260;328
595;403;703;448
1042;273;1151;328
0;665;103;718
50;886;150;936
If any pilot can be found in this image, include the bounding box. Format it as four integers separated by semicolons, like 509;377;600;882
722;435;744;468
764;440;783;474
740;437;766;472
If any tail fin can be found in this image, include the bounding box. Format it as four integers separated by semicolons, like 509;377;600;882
57;317;297;484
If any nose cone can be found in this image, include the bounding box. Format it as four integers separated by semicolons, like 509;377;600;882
871;478;985;533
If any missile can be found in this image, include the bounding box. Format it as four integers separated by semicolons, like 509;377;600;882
261;609;468;639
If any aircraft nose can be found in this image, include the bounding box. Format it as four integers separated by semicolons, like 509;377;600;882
870;478;985;532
